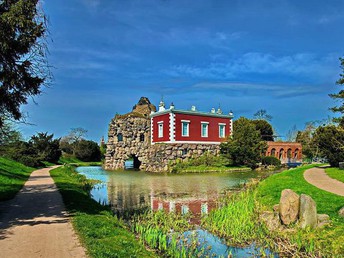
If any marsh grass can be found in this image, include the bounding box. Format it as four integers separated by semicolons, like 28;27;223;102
132;210;211;257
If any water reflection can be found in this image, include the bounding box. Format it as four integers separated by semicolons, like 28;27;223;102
76;166;258;216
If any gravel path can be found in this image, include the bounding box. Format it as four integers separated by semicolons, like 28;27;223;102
304;167;344;197
0;166;87;258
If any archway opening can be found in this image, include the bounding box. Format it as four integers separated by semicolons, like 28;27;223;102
270;148;276;157
279;148;284;160
124;154;141;170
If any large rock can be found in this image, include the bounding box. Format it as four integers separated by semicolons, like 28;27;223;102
317;214;330;228
339;207;344;218
279;189;300;225
260;211;281;231
299;194;317;229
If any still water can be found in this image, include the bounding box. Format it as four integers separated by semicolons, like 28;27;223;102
76;166;277;257
76;166;259;215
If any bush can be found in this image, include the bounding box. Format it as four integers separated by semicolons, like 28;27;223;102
262;156;281;166
74;140;101;162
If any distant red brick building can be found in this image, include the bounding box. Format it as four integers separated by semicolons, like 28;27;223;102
150;101;233;144
266;141;302;163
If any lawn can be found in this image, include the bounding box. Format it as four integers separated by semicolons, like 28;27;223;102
256;164;344;256
50;165;156;258
0;157;35;201
325;167;344;183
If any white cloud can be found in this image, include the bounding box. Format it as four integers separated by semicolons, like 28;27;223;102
166;52;339;82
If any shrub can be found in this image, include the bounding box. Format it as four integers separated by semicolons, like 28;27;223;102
74;140;101;162
262;156;281;166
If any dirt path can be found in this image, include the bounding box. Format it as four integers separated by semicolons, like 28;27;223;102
304;167;344;197
0;166;87;258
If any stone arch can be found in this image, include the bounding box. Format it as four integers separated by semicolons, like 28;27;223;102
294;148;299;159
132;154;141;169
270;148;276;157
287;148;292;159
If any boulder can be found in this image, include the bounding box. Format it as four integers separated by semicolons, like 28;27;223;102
279;189;300;225
260;211;281;231
339;207;344;218
317;214;330;228
299;194;317;229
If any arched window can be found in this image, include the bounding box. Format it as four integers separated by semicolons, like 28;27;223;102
271;148;276;157
117;133;123;142
140;133;144;142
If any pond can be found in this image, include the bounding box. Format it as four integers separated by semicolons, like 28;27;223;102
76;166;259;215
76;166;278;257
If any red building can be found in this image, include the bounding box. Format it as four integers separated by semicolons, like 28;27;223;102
150;101;233;144
266;141;302;163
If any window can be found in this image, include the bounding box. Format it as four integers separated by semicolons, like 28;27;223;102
117;133;123;142
201;203;208;214
140;133;144;142
201;122;209;137
181;120;190;137
219;124;226;138
181;204;189;215
158;122;163;138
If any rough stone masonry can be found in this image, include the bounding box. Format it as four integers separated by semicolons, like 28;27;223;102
105;97;220;172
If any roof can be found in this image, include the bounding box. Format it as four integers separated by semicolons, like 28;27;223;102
150;108;233;119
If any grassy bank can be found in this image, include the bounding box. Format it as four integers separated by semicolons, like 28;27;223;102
0;157;35;201
201;165;344;257
58;156;102;166
50;165;156;258
173;165;251;173
325;167;344;183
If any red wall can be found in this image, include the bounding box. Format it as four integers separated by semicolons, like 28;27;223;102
152;114;170;142
174;113;231;142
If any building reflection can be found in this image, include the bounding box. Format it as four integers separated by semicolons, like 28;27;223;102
106;178;218;216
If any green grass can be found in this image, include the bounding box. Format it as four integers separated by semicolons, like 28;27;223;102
59;155;102;166
0;157;35;201
256;165;344;256
50;165;156;258
325;167;344;183
172;165;251;173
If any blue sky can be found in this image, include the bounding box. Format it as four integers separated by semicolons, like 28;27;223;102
20;0;344;142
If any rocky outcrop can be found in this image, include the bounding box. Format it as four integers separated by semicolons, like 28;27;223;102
261;190;330;231
279;189;300;225
299;194;317;229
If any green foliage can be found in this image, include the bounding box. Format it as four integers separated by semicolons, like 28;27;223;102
74;140;101;162
50;166;155;258
312;125;344;167
3;132;61;167
30;132;61;163
220;117;267;168
296;123;318;160
325;167;344;183
0;157;34;201
0;118;22;145
262;156;281;166
252;119;274;141
0;0;49;125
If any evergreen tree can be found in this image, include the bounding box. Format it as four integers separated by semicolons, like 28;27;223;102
330;57;344;126
0;0;49;127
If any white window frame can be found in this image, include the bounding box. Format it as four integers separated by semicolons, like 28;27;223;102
158;121;164;138
201;122;209;137
181;120;190;137
219;123;226;138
